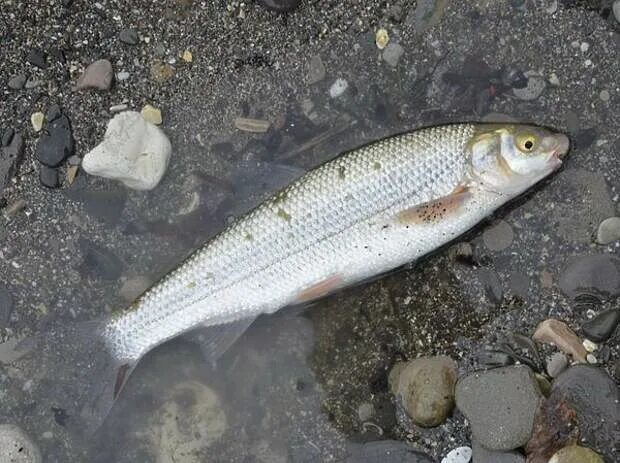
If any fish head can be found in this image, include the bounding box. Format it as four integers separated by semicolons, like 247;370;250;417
468;124;569;195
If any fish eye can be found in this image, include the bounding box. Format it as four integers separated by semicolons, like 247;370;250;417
516;134;537;153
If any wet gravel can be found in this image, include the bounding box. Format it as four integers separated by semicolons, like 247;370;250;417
0;0;619;462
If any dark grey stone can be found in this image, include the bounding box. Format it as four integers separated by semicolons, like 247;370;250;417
119;29;139;45
581;308;619;342
455;366;543;450
46;104;62;122
257;0;301;12
472;439;525;463
0;284;14;325
1;128;14;147
549;366;619;462
78;238;123;281
27;49;47;69
39;165;60;188
7;74;26;90
1;133;25;194
36;114;74;167
559;254;620;299
347;440;434;463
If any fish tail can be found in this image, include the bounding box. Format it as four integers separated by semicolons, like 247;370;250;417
14;319;138;437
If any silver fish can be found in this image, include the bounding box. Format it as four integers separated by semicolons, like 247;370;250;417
42;123;571;428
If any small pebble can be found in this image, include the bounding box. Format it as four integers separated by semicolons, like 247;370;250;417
548;73;560;86
110;104;128;113
141;104;163;125
307;55;326;84
482;220;514;251
546;352;568;378
77;59;114;90
357;402;375;422
329;78;348;98
586;353;597;364
549;445;604;463
580;42;590;53
513;71;546;100
1;128;14;147
256;0;301;12
31;112;45;132
614;0;620;23
533;319;587;363
119;29;139;45
582;339;597;353
599;90;610;102
66;165;79;185
27;49;47;69
46;104;62;122
25;78;44;89
596;216;620;244
375;28;389;49
39;165;61;188
234;117;270;133
581;308;620;342
8;74;27;90
441;446;472;463
382;43;404;67
150;61;174;82
116;71;130;81
182;50;193;62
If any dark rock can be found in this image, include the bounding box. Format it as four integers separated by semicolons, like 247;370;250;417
475;349;514;368
46;104;62;122
559;254;620;299
526;365;618;463
581;308;619;342
78;238;123;281
27;49;47;69
455;366;543;450
472;440;525;463
257;0;301;12
119;29;139;45
0;284;14;325
1;133;25;194
39;165;61;188
7;74;27;90
476;268;503;305
36;114;74;167
347;440;434;463
1;128;14;147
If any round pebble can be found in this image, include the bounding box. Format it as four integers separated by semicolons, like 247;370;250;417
582;339;597;353
596;217;620;244
383;43;404;67
549;445;604;463
77;59;114;91
513;71;546;100
119;29;139;45
375;28;389;49
581;308;620;342
141;104;163;125
482;220;514;251
357;402;375;422
546;352;568;378
0;424;42;463
441;446;472;463
599;90;610;102
329;78;349;98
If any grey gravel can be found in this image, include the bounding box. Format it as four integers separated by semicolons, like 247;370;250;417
596;217;620;245
455;366;543;450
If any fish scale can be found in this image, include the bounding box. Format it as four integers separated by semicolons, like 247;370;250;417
104;124;475;359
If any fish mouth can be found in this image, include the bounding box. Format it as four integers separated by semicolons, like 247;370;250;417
551;134;570;160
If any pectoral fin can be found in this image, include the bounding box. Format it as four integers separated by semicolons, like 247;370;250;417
184;316;257;364
397;186;471;225
295;274;344;303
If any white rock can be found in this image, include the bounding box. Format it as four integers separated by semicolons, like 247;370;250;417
329;78;349;98
441;446;472;463
0;424;42;463
82;111;171;190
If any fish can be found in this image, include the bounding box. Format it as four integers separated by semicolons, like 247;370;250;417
24;123;570;432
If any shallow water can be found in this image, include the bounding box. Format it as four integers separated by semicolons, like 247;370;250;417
1;1;619;462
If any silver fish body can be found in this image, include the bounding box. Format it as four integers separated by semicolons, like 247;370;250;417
102;123;568;363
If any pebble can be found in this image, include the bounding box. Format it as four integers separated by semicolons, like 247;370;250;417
581;308;619;342
82;111;172;190
0;285;14;325
582;339;597;352
141;104;163;125
549;445;604;463
234;117;270;133
472;439;525;463
148;381;227;461
8;74;26;90
558;254;620;299
546;352;569;378
120;276;152;302
31;112;45;132
0;424;42;463
36;114;75;167
27;49;47;69
482;220;514;251
0;132;24;194
182;50;193;63
614;0;620;23
533;319;587;363
346;440;434;463
528;366;618;462
45;104;62;122
329;78;349;98
455;365;542;450
256;0;301;12
116;71;130;81
24;78;43;89
1;129;14;147
513;71;546;100
599;90;610;102
150;61;175;82
596;217;620;244
307;55;326;84
375;28;389;49
119;28;139;45
39;165;60;188
357;402;375;422
543;0;558;14
390;355;457;427
77;59;114;90
110;103;128;113
548;73;560;86
382;43;404;67
408;0;449;33
441;446;472;463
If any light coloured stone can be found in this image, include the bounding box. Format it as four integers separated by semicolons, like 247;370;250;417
31;112;44;132
596;217;620;244
182;50;193;62
141;104;163;125
329;78;348;98
82;111;171;190
0;424;42;463
375;28;389;49
533;319;587;363
441;446;472;463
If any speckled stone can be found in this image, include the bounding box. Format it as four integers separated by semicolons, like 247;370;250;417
0;424;42;463
549;445;604;463
77;59;114;90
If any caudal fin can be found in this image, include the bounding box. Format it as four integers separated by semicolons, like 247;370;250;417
11;320;138;438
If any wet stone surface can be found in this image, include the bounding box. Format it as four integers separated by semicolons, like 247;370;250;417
0;0;618;461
